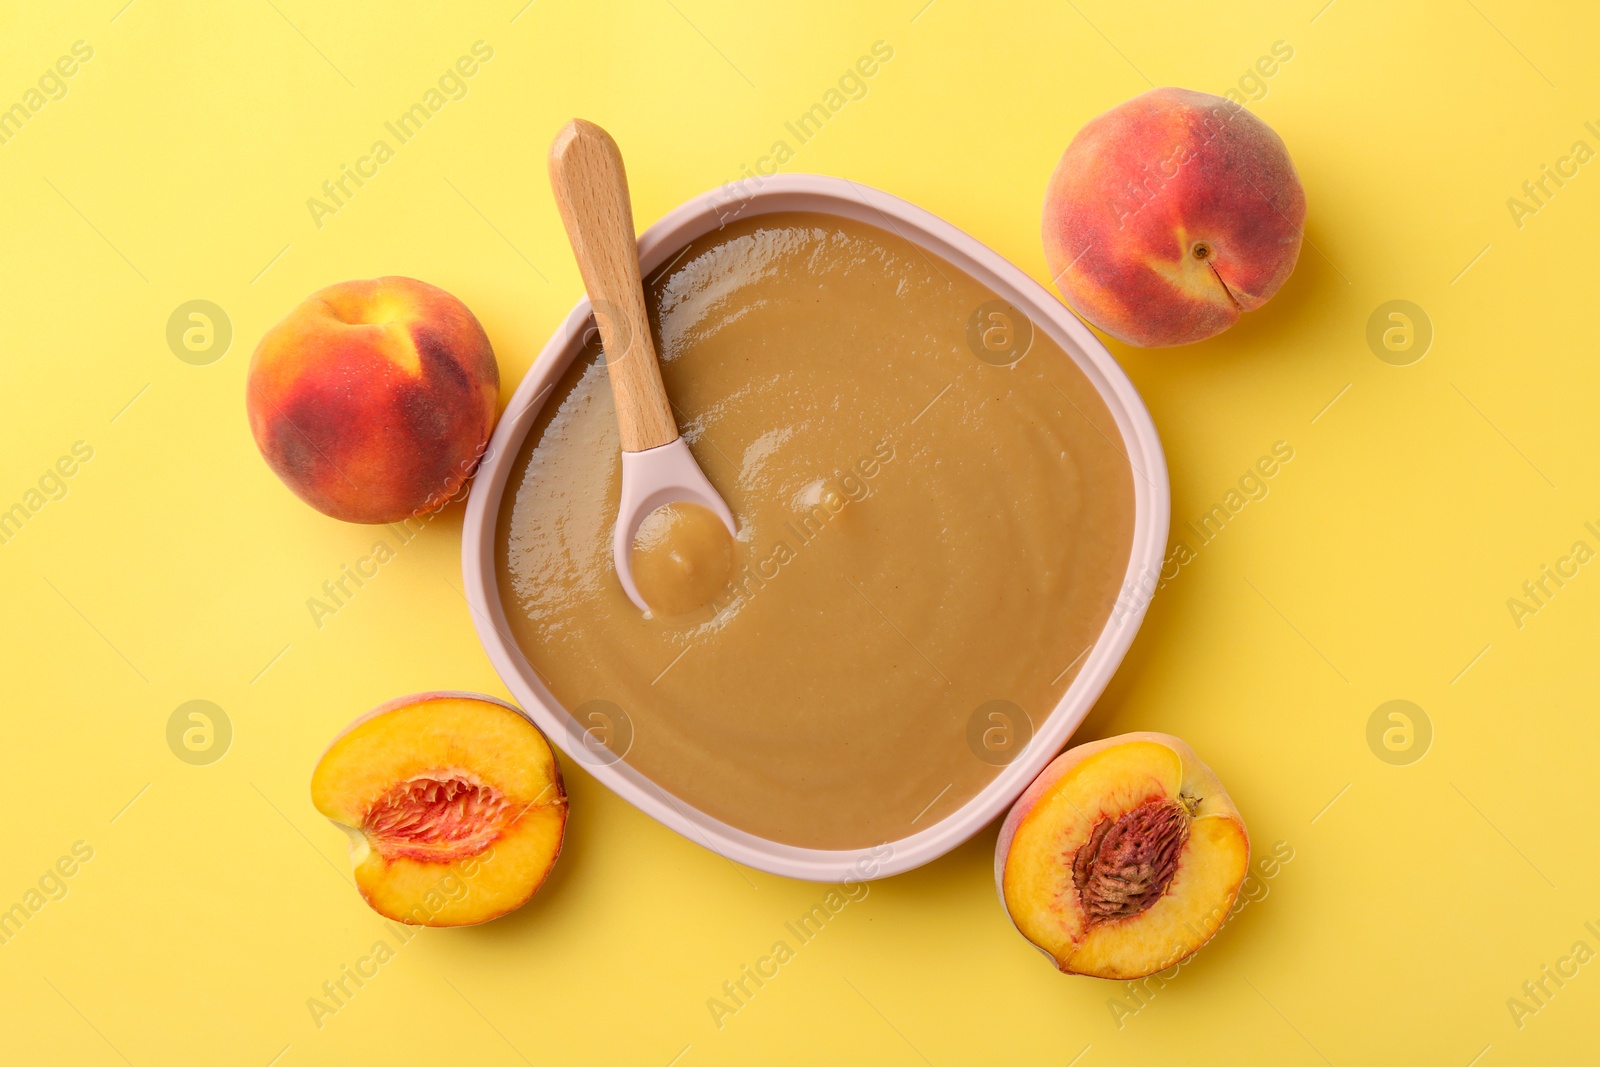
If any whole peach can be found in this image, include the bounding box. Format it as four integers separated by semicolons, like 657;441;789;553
246;277;499;523
1043;87;1305;347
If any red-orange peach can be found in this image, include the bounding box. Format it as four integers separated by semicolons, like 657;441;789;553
247;277;499;523
1043;87;1305;347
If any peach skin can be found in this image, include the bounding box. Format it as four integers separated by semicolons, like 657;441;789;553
1043;87;1305;347
246;276;499;524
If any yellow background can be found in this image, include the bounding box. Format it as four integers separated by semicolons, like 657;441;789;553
1;0;1594;1062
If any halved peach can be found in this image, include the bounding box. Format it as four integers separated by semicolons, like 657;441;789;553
311;692;566;927
995;732;1249;979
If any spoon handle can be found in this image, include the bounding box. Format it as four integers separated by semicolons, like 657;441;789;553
549;119;680;453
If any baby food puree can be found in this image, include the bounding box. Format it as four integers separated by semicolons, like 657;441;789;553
497;213;1134;849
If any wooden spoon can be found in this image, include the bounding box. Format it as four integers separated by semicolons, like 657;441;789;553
548;118;737;613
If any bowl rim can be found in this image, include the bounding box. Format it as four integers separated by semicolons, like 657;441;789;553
461;174;1170;882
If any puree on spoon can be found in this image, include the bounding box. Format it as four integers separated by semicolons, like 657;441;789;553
496;212;1135;850
630;501;737;617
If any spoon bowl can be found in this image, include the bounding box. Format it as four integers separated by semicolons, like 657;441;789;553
613;439;737;613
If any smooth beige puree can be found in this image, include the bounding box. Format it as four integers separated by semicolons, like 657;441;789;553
497;212;1135;850
631;502;735;617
